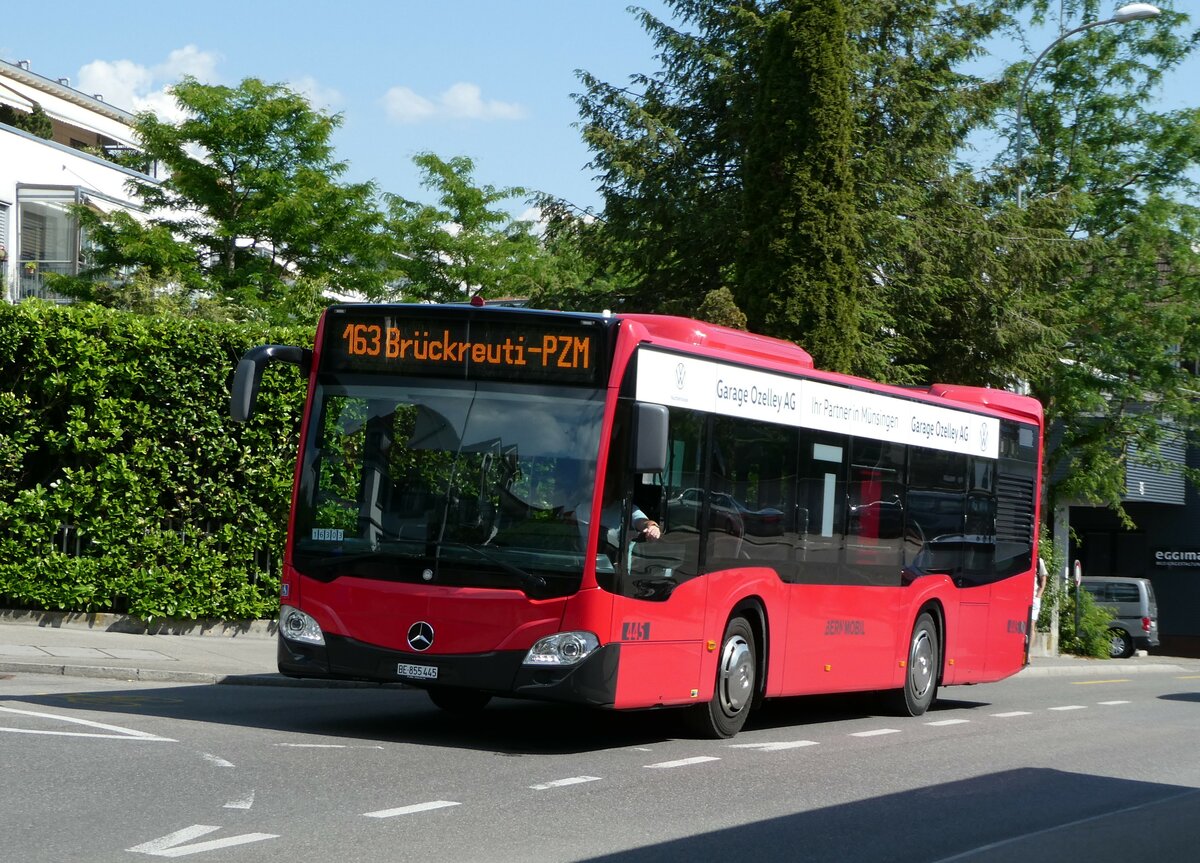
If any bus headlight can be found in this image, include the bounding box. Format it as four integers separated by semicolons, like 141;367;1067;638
523;631;600;666
280;605;325;646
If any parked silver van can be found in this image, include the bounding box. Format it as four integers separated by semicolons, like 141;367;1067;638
1080;576;1160;659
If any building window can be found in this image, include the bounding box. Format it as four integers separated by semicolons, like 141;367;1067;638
16;187;80;303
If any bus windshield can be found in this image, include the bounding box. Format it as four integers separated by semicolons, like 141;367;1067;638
293;377;607;597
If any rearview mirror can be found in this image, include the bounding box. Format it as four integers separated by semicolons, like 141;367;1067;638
230;344;310;422
632;403;668;474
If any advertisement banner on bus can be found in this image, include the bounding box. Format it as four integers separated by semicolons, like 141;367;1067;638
635;348;1000;459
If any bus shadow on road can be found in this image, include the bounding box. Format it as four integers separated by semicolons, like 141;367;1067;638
573;768;1200;863
745;690;992;732
8;680;994;755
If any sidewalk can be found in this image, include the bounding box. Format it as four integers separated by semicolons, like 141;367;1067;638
0;610;286;686
1;609;1197;686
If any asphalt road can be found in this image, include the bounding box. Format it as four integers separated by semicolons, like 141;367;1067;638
3;665;1199;862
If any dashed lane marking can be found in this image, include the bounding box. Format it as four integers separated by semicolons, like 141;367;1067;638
274;743;385;749
728;740;820;752
530;776;602;790
1098;700;1131;705
1071;679;1131;685
925;719;970;727
202;754;234;768
363;801;461;819
992;711;1032;717
1048;705;1087;711
644;756;721;769
223;792;255;811
850;729;901;737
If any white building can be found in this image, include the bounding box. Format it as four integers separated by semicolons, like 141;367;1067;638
0;57;156;303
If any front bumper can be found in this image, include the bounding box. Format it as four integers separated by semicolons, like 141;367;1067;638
278;633;620;707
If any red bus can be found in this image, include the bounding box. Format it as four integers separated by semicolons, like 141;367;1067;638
232;303;1042;738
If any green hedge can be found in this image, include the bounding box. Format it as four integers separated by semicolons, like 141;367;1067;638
0;302;309;620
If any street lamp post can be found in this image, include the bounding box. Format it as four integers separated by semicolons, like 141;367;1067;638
1014;2;1162;207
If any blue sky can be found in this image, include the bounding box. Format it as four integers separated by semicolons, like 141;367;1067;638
3;2;1195;217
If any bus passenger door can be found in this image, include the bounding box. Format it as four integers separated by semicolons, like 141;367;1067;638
835;440;906;688
951;461;998;681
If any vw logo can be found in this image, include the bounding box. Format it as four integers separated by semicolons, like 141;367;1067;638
407;621;435;652
979;423;990;453
675;362;687;390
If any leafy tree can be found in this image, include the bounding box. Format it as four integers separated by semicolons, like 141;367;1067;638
380;153;569;304
737;0;861;373
0;102;53;138
572;0;1055;381
1006;1;1200;514
58;77;388;323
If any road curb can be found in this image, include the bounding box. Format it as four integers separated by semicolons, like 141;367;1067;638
1019;662;1187;677
0;609;276;639
0;660;410;689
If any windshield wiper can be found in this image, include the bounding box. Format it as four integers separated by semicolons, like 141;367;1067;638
435;541;547;592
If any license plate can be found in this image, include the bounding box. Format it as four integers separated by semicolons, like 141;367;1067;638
397;663;438;680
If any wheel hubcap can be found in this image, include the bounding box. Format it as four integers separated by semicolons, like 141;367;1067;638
910;630;934;699
719;634;753;715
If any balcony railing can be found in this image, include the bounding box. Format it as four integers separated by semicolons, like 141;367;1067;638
10;260;74;304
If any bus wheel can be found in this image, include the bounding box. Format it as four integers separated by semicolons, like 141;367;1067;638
687;616;756;739
896;612;939;716
428;687;492;714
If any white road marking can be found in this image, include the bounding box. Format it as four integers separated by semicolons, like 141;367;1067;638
644;756;721;769
850;728;901;737
530;776;602;790
729;740;820;751
202;754;234;768
363;800;461;818
0;705;174;742
273;743;385;749
992;711;1032;718
1098;700;1131;705
127;825;278;857
1049;705;1087;711
223;791;255;810
925;719;970;727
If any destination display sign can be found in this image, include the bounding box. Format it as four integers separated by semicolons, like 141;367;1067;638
635;347;1001;459
322;314;606;385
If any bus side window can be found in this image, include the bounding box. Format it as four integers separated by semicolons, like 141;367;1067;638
706;416;797;574
795;433;847;584
845;439;906;586
906;448;968;578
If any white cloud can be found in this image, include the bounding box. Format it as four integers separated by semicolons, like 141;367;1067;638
76;45;222;120
73;47;341;124
290;75;343;112
383;81;526;124
76;59;154;110
154;45;220;83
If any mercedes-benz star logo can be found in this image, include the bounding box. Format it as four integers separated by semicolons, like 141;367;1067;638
407;621;435;652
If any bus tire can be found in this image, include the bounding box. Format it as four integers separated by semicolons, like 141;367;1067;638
428;687;492;714
895;612;939;716
687;616;756;739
